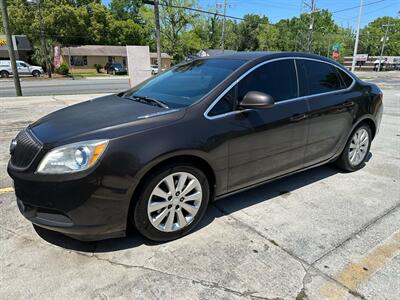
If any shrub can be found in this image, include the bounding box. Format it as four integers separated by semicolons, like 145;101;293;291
55;63;69;75
94;64;103;73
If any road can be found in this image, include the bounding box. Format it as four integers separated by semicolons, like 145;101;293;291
0;78;130;97
1;73;399;299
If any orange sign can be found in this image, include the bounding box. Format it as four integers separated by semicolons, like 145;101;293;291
0;38;7;47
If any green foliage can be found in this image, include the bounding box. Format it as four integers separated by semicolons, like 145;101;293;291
109;0;142;20
94;63;102;73
55;63;69;75
359;17;400;56
0;0;398;65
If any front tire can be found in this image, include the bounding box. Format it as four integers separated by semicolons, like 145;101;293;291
133;163;210;241
32;70;41;77
335;124;372;172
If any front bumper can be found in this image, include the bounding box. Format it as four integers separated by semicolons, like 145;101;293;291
17;198;124;241
10;168;132;241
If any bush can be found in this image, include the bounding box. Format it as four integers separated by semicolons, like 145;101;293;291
94;64;103;73
55;63;69;75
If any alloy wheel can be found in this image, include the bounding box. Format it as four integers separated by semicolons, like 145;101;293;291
348;128;369;166
147;172;203;232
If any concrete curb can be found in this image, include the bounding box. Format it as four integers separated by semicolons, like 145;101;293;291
1;93;110;102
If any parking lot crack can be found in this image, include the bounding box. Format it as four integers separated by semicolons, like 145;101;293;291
311;203;400;267
211;203;372;299
90;253;268;298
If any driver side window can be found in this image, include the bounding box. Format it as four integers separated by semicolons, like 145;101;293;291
238;59;297;102
208;59;298;117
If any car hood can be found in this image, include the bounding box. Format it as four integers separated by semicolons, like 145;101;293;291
30;94;184;145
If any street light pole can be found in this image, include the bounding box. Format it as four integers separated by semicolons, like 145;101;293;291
377;24;393;72
0;0;22;96
351;0;363;72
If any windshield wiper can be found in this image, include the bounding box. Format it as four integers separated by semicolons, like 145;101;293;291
125;95;169;109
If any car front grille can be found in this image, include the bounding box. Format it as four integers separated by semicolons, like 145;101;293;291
10;130;42;170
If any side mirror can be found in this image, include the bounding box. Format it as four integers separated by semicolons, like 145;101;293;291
239;91;275;109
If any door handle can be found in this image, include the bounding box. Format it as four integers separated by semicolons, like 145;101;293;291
290;113;307;122
342;101;354;108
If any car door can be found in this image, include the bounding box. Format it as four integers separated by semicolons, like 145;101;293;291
296;58;357;166
207;58;309;192
17;62;30;75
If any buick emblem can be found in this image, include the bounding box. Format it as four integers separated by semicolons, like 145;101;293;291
9;139;17;154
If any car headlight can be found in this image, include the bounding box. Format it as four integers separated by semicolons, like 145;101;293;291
36;140;108;174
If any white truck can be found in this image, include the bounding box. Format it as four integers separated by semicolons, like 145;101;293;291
0;60;44;78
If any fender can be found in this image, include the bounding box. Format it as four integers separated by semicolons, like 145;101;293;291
331;114;377;161
126;149;220;201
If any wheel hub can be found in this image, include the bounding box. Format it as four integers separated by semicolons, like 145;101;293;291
147;172;202;232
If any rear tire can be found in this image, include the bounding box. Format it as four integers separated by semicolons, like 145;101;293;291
335;123;372;172
1;70;9;78
133;163;210;241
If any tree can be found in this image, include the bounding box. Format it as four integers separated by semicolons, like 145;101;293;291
359;17;400;56
109;0;142;20
236;14;268;51
159;0;199;62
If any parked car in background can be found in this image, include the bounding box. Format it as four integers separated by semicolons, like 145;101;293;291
0;60;44;78
104;63;127;75
8;52;383;242
151;64;159;75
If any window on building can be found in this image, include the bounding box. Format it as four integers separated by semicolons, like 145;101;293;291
70;56;87;66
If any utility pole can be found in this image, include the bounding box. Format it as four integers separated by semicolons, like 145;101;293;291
28;0;51;78
307;0;316;52
301;0;319;53
351;0;363;72
219;0;227;52
153;0;162;73
377;24;394;72
0;0;22;96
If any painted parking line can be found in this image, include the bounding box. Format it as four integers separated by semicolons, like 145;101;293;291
0;187;14;194
319;230;400;299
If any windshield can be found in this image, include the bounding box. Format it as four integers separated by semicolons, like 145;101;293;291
122;58;245;108
113;63;124;68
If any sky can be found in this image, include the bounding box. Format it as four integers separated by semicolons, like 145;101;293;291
102;0;399;29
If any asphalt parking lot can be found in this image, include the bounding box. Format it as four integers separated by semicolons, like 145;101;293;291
1;72;399;299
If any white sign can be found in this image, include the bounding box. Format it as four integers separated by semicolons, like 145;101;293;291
126;46;151;88
355;54;368;62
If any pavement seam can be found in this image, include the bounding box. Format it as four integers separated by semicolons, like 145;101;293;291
212;203;369;299
311;202;400;267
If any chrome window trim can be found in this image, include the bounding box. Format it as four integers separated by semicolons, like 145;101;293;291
204;56;356;120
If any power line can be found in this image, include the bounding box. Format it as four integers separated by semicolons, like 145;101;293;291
331;0;386;14
143;0;244;20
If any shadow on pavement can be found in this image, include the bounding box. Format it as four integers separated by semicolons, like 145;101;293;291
35;164;341;253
